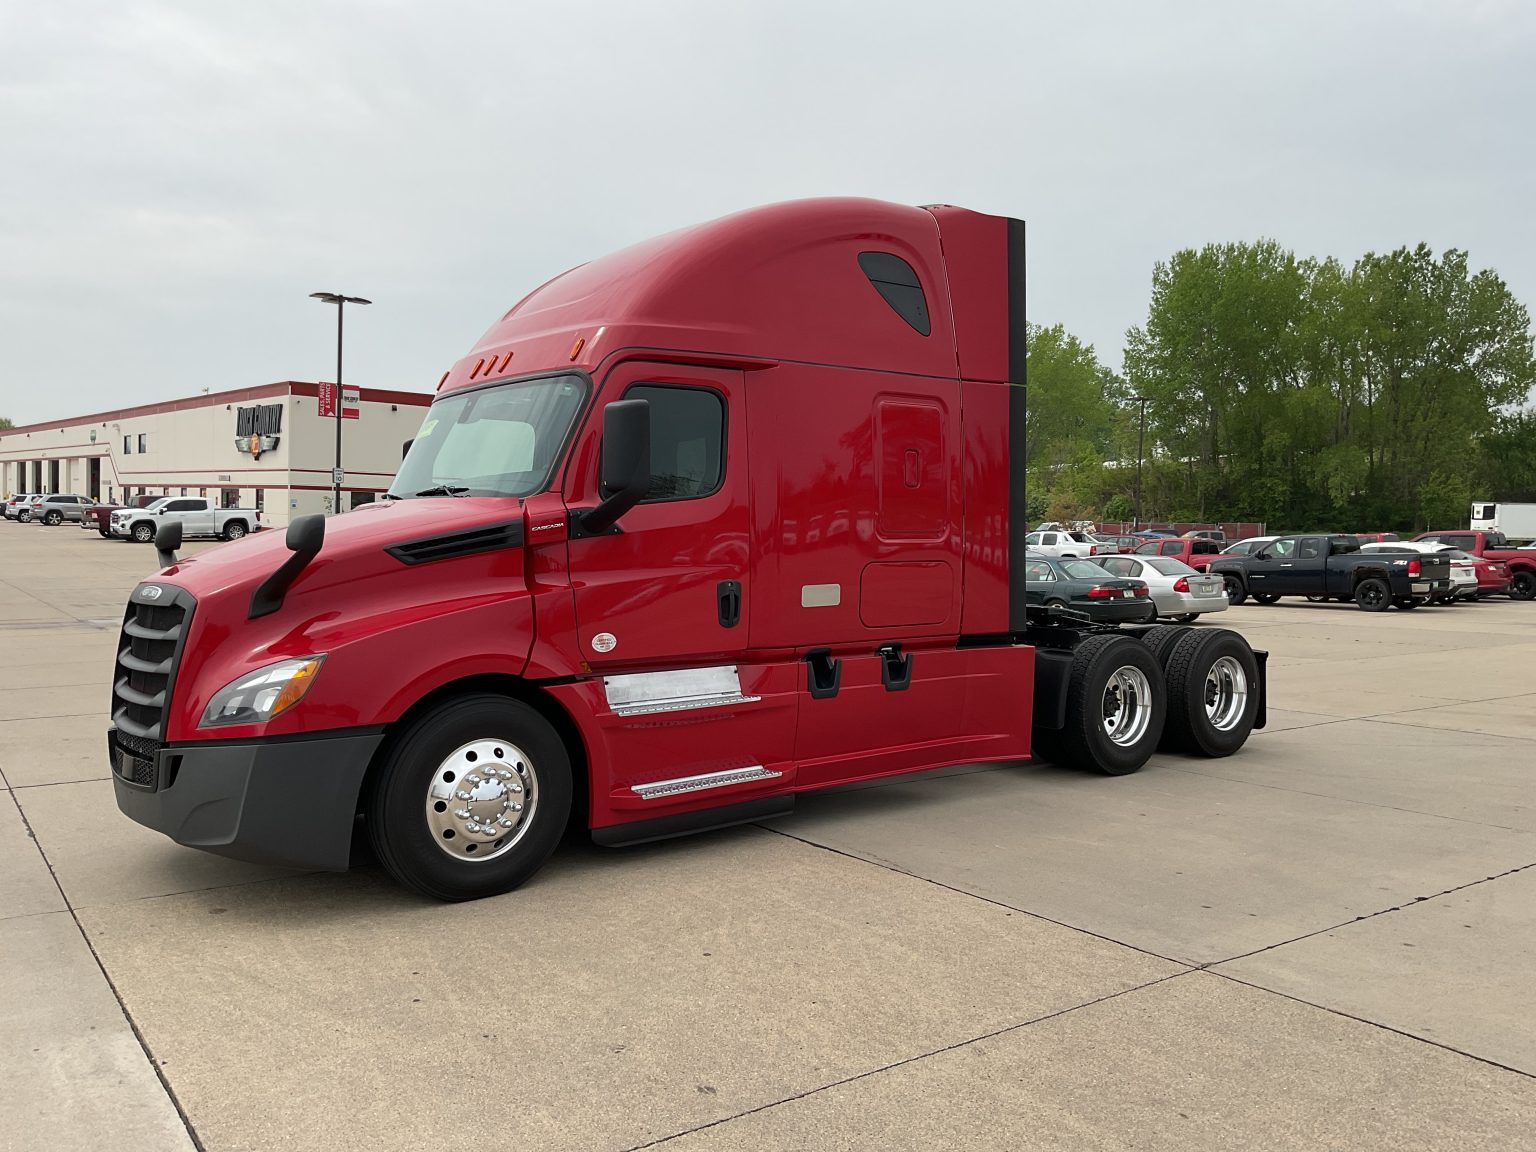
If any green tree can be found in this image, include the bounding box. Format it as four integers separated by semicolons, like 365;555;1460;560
1025;324;1121;468
0;417;13;431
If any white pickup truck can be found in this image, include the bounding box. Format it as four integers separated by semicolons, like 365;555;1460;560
109;497;261;544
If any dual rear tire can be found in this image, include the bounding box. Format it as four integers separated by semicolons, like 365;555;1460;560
1034;626;1261;775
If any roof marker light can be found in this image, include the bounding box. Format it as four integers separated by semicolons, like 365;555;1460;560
499;351;515;371
569;337;585;361
438;371;450;390
472;357;486;379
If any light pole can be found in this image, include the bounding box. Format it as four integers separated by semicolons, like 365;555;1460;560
1131;395;1150;529
310;292;371;514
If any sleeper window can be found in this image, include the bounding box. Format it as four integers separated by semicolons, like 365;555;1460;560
625;385;725;501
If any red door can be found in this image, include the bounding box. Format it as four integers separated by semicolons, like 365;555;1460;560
565;362;751;669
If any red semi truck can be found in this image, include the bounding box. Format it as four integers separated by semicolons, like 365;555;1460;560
109;199;1269;901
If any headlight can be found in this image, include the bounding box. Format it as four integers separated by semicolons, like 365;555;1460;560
200;656;326;728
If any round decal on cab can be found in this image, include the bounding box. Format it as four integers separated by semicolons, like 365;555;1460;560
591;632;617;654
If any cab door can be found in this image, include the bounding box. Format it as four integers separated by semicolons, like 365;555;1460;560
565;362;750;669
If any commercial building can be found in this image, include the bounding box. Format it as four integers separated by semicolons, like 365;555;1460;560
1;381;430;527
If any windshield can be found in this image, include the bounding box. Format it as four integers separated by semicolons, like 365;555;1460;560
139;498;171;512
390;374;587;499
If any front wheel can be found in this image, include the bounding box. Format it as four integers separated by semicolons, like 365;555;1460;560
1355;578;1390;611
1223;576;1247;606
366;694;572;901
1511;572;1536;601
131;522;154;543
222;520;247;540
1055;635;1167;776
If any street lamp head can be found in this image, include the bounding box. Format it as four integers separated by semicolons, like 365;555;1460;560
309;292;372;306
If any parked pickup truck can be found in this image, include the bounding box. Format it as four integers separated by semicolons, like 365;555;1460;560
110;497;261;544
1209;534;1452;611
1412;530;1536;601
83;494;160;537
1133;536;1222;571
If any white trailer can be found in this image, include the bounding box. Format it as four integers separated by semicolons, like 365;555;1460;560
1470;502;1536;541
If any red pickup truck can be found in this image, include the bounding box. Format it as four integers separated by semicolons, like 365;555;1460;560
1413;530;1535;600
1133;536;1222;571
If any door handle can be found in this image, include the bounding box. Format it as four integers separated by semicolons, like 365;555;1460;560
717;580;742;628
1280;563;1293;567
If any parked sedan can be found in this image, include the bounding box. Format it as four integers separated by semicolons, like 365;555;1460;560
1222;535;1277;557
1024;552;1155;623
1098;555;1229;622
1448;548;1512;599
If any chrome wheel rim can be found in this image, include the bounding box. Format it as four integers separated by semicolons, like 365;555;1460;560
1101;666;1153;747
424;739;537;862
1204;655;1248;731
227;524;245;538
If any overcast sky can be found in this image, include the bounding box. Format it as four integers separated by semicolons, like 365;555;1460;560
2;0;1532;425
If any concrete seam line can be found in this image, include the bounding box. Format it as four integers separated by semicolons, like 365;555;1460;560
1209;970;1536;1081
756;824;1193;968
5;788;208;1152
1160;763;1533;833
1205;858;1536;970
619;969;1198;1151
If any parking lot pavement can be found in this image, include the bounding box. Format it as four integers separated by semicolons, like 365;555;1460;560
2;520;1534;1150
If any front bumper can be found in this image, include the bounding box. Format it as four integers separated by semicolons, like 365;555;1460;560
110;726;385;871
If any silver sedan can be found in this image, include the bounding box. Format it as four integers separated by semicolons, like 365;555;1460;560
1098;555;1229;621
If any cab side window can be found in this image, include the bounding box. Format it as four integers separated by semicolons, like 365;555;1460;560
1160;541;1182;556
1025;560;1055;582
1298;538;1323;560
1270;539;1296;558
626;384;725;501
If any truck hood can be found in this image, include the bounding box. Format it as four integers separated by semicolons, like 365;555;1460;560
155;497;526;601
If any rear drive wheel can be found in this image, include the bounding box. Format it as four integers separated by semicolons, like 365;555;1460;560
1138;624;1192;668
17;510;31;523
1161;629;1260;757
367;694;572;901
131;522;154;543
1056;635;1166;776
1511;571;1536;601
1354;578;1390;611
222;520;247;541
1223;576;1247;606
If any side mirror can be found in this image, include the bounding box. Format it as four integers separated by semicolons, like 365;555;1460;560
249;515;326;619
581;399;651;534
154;519;183;568
402;438;413;462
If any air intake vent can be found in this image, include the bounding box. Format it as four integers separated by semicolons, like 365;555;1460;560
385;521;524;566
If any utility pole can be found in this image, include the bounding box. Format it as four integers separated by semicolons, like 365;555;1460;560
1132;395;1149;529
310;292;371;514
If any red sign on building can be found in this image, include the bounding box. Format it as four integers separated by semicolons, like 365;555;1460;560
317;383;361;420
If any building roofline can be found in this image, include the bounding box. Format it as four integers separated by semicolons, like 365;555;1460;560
0;381;430;438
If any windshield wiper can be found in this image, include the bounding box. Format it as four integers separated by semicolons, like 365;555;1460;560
415;484;471;497
380;492;403;501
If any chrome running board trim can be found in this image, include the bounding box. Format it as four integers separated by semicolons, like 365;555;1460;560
604;666;761;718
630;765;781;801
